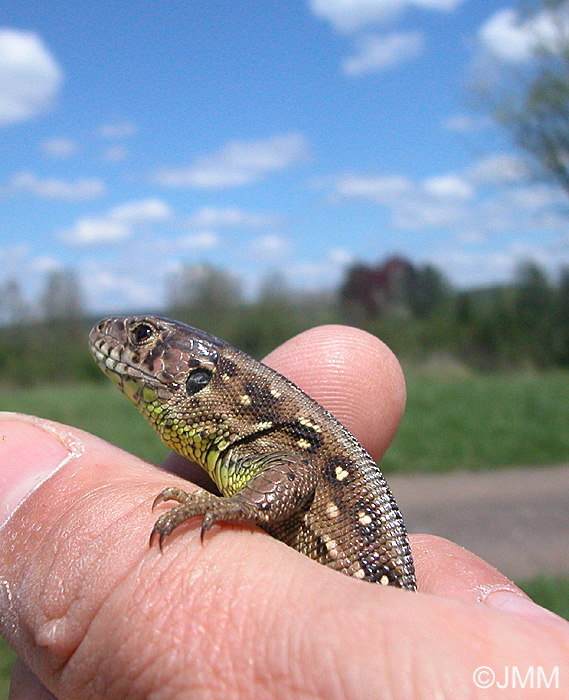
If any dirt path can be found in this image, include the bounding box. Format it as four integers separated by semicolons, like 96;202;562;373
388;463;569;582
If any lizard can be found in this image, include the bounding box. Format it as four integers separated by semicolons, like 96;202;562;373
89;316;416;590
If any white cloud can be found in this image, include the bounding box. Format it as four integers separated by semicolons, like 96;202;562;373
331;168;475;229
111;198;172;224
251;234;291;258
466;153;530;185
179;231;220;249
41;137;79;159
434;248;518;286
328;147;569;249
61;198;172;246
342;31;423;76
534;208;569;232
11;171;105;200
0;29;63;125
479;5;569;64
282;247;355;291
442;113;493;133
154;133;308;189
102;145;129;162
309;0;463;33
423;174;473;200
328;166;478;231
394;196;468;230
505;183;566;211
188;206;277;229
328;247;353;265
479;9;536;63
433;237;569;288
30;255;62;272
82;264;158;311
334;173;412;202
65;219;130;246
97;121;138;139
413;0;463;9
310;0;401;32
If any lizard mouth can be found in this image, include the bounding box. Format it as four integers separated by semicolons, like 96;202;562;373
89;321;171;391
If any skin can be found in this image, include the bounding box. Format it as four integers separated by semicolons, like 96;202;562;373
0;325;568;700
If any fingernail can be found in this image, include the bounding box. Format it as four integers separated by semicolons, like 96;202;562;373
0;413;82;528
486;590;569;630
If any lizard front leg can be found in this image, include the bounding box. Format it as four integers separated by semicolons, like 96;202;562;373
150;450;318;547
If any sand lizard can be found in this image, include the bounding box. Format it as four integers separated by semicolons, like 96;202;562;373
89;316;416;589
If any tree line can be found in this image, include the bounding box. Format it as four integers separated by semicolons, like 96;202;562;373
1;256;568;386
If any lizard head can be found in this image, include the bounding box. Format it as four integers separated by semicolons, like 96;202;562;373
88;316;288;469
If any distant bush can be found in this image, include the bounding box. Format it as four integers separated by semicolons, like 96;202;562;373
1;257;568;386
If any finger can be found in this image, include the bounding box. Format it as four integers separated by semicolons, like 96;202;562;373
0;414;186;698
412;534;522;601
411;534;569;627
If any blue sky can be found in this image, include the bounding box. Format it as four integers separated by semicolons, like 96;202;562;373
1;0;567;314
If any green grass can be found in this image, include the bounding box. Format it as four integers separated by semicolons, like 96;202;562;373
0;639;13;700
383;369;569;472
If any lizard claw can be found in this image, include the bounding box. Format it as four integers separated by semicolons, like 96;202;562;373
200;511;216;543
152;486;189;510
149;526;166;552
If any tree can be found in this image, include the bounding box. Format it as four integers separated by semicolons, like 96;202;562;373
167;263;242;313
165;263;244;339
340;257;415;317
408;265;451;318
514;260;557;363
0;279;29;325
40;268;84;322
339;256;450;319
556;264;569;363
237;272;299;357
478;0;569;194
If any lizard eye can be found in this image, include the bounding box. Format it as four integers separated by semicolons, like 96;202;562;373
130;322;155;345
186;368;212;395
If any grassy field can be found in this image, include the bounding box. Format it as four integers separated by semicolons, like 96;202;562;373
1;368;568;472
383;367;569;472
0;639;13;700
1;369;568;696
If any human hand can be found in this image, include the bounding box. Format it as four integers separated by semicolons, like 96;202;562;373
1;325;567;699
